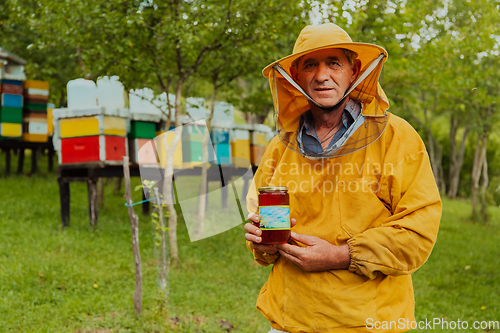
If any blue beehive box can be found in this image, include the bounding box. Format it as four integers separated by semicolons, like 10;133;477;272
211;128;229;144
1;93;23;108
215;143;231;165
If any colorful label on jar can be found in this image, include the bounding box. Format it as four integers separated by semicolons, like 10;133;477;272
258;205;290;230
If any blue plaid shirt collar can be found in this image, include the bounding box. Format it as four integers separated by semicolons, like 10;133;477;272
298;99;362;154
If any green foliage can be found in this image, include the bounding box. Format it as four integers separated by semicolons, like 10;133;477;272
0;0;82;107
136;180;170;247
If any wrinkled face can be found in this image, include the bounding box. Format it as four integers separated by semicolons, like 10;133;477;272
292;48;358;108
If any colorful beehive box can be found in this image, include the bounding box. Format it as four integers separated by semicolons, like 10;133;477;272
47;103;55;136
22;122;49;143
181;121;208;168
155;129;183;169
59;135;128;164
59;115;126;138
0;79;23;139
1;93;23;108
1;80;23;95
210;120;232;165
129;113;159;139
128;113;161;164
22;80;49;142
0;122;22;139
129;138;158;165
250;124;272;166
54;107;129;164
231;124;252;169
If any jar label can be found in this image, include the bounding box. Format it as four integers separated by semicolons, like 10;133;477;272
258;205;290;230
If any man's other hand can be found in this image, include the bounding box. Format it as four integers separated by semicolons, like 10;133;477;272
276;233;350;272
244;212;297;254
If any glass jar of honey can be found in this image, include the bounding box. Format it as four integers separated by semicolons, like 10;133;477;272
256;187;290;244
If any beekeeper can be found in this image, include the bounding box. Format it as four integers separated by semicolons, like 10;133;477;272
244;23;442;333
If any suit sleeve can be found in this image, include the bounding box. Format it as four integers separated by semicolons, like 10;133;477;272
347;130;442;279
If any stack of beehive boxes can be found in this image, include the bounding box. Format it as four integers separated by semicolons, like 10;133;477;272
182;119;209;168
129;89;183;169
250;124;272;166
128;113;160;165
231;124;252;169
210;123;231;165
22;80;49;142
57;107;129;164
181;98;209;168
0;79;23;139
54;78;129;164
209;102;233;166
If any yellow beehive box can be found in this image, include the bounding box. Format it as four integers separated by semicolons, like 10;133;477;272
252;132;268;146
231;127;251;168
59;115;127;138
23;80;49;90
231;139;251;168
22;133;48;142
47;104;54;136
155;130;183;169
250;145;267;166
1;122;22;137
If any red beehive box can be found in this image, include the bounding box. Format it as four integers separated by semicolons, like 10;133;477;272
59;135;127;164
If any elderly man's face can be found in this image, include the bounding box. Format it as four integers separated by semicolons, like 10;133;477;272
292;48;359;109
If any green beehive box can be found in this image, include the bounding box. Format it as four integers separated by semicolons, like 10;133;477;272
26;103;48;111
0;107;23;124
181;138;210;163
129;121;156;139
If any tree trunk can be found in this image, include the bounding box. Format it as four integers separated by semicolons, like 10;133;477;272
154;187;169;302
123;156;142;314
480;147;489;223
425;128;445;191
162;79;183;264
471;134;487;217
447;114;470;199
196;75;218;239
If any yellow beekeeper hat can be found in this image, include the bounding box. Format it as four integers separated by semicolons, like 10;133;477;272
263;23;390;117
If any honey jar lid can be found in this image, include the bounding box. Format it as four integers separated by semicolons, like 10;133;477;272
258;186;288;193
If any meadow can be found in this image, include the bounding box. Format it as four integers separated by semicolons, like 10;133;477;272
0;151;499;332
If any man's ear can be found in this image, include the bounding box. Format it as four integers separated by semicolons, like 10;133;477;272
351;59;362;82
290;65;300;83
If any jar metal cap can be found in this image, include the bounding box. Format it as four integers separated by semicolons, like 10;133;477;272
258;186;288;193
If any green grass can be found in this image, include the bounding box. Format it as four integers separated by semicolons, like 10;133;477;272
0;150;499;332
412;197;500;332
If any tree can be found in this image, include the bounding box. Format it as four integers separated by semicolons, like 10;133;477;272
1;0;81;106
32;0;312;261
191;1;309;234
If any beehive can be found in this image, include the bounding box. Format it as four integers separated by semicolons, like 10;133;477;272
128;113;161;164
210;120;232;166
59;135;128;164
0;79;23;139
181;121;209;168
54;107;129;164
231;124;252;169
155;129;183;169
59;115;127;138
250;124;272;166
22;80;49;142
